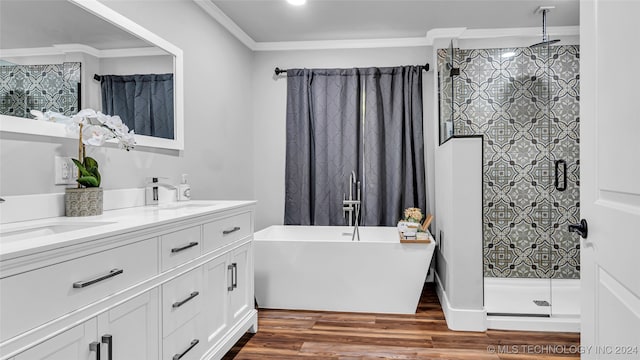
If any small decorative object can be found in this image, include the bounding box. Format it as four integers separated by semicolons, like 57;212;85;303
397;207;424;238
403;207;423;223
32;109;135;216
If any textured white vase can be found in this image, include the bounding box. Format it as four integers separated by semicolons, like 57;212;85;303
65;187;103;216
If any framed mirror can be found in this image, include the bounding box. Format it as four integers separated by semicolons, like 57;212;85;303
0;0;184;150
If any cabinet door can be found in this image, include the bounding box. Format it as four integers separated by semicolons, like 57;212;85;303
202;254;230;349
229;242;253;325
97;289;159;360
14;318;97;360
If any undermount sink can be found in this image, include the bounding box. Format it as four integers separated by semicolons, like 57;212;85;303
0;221;115;242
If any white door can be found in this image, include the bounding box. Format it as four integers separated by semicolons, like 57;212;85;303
229;242;253;325
14;319;97;360
203;254;230;348
96;289;159;360
581;0;640;358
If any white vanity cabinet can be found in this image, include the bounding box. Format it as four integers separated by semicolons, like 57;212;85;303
13;289;159;360
201;241;253;357
228;242;253;325
200;212;254;359
13;320;97;360
0;202;257;360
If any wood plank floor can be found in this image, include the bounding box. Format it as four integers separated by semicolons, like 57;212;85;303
223;284;580;359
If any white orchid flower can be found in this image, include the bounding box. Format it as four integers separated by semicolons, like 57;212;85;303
72;108;97;125
46;111;74;125
118;130;136;151
82;124;112;147
30;110;45;121
33;108;134;151
30;109;73;124
106;114;124;129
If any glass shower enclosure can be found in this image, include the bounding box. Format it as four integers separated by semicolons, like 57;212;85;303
437;41;580;317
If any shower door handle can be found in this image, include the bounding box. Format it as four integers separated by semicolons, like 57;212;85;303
554;160;567;191
569;219;588;239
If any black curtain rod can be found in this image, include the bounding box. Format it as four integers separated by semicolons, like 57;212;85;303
274;63;429;76
93;74;101;81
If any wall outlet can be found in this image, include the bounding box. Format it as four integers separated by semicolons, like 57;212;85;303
54;156;78;185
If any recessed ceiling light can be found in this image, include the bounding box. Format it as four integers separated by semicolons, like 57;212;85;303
501;52;516;58
287;0;306;5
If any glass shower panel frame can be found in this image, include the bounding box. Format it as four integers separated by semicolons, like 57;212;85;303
477;43;553;316
439;40;581;318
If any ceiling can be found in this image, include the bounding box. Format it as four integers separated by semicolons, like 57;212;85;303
211;0;580;43
0;0;152;50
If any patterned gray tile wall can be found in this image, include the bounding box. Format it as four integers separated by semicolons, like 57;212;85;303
0;62;80;118
442;46;580;279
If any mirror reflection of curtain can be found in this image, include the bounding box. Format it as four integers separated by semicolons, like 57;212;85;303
284;66;426;226
100;74;174;139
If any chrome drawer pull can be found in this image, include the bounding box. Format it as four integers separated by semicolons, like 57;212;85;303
173;339;199;360
171;241;199;253
102;335;113;360
172;291;199;308
73;269;123;288
89;341;100;360
227;264;234;291
232;262;238;289
223;226;241;235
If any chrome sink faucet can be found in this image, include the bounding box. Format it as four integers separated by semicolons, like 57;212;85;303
145;177;177;205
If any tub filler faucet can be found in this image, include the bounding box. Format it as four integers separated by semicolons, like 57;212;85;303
343;171;361;241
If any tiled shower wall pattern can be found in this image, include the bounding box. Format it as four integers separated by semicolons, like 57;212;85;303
446;46;580;279
0;62;80;118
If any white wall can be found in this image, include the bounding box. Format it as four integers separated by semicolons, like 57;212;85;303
434;137;484;329
99;55;173;75
251;46;435;230
0;0;255;202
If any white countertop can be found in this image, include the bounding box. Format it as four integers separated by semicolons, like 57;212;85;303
0;200;256;261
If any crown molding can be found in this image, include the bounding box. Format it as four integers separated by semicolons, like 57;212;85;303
253;37;429;52
193;0;580;52
459;26;580;39
0;44;168;59
193;0;257;50
425;28;467;45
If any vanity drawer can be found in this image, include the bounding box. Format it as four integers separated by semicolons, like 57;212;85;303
161;226;202;272
203;212;252;253
163;317;203;360
0;237;157;342
162;267;203;337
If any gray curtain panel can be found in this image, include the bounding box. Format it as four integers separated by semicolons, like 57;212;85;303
362;66;426;226
284;68;360;225
284;66;425;226
100;74;174;139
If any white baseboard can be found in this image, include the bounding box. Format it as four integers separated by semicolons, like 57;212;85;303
434;272;487;331
486;315;580;333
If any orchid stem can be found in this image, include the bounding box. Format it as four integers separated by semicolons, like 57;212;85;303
78;122;83;188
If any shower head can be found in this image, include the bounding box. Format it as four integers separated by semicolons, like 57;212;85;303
530;7;560;48
530;39;561;48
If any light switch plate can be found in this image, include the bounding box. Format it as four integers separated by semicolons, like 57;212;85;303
54;156;78;185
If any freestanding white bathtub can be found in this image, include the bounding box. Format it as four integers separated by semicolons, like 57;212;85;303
254;225;435;314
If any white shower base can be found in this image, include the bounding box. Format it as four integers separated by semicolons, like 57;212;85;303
484;277;580;332
254;225;435;314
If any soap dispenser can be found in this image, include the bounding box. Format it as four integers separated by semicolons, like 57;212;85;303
178;174;191;201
